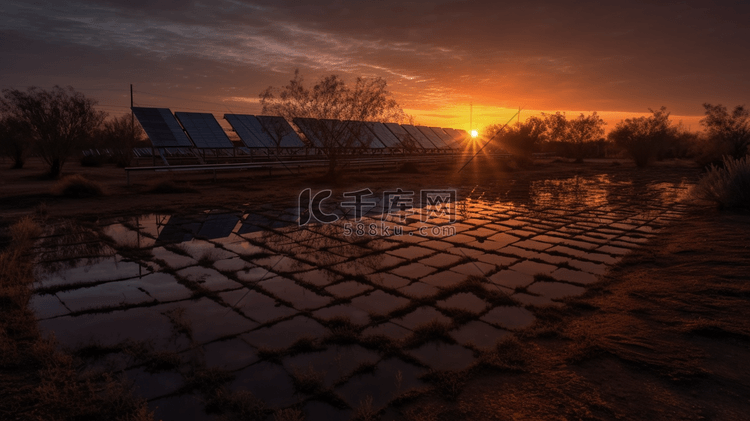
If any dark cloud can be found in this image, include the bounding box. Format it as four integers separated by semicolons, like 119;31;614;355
1;0;748;123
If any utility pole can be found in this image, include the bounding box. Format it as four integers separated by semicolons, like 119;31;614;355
470;103;473;132
518;106;521;125
130;84;134;124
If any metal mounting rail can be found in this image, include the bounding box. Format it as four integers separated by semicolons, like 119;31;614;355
124;153;511;185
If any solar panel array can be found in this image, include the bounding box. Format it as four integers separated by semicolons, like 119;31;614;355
131;107;193;148
255;116;306;148
132;107;475;154
174;112;234;149
224;114;274;148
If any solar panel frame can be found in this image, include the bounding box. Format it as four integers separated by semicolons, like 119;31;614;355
224;114;274;148
131;107;194;148
365;122;402;148
255;116;306;148
174;112;234;149
417;125;449;149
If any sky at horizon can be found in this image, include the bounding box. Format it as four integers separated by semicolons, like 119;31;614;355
1;0;748;132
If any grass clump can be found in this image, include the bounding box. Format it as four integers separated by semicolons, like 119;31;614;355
1;217;152;420
52;174;106;198
691;155;750;209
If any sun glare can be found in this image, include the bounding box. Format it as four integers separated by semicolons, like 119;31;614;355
470;130;478;138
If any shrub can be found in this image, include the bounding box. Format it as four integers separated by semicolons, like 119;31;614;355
691;155;750;209
608;107;677;168
97;114;145;168
53;174;106;198
0;86;106;178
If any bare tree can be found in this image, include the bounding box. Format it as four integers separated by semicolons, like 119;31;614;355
0;86;106;178
608;107;677;167
259;70;409;176
0;116;32;169
98;113;145;167
701;103;750;160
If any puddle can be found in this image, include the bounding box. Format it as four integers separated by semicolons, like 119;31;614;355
28;293;69;319
398;282;439;298
527;281;586;299
335;358;427;409
176;266;241;292
450;320;511;349
390;262;437;279
219;289;297;323
313;304;370;325
362;322;412;340
56;280;153;312
230;361;301;408
369;272;411;289
480;306;536;329
35;256;146;289
202;337;259;370
241;316;328;349
283;344;380;388
258;276;332;310
436;292;489;314
350;290;410;316
487;270;535;289
29;172;695;418
419;270;465;288
406;341;475;371
167;298;258;345
393;306;451;330
126;368;183;400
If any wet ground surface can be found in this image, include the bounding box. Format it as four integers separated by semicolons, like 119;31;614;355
29;172;693;420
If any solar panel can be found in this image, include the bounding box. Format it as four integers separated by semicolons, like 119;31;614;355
224;114;274;148
383;123;420;150
429;127;455;149
443;128;470;148
402;125;438;149
365;122;401;148
174;112;234;149
255;116;306;148
347;121;386;149
325;119;369;148
197;213;240;240
293;118;329;148
131;107;193;148
417;125;448;148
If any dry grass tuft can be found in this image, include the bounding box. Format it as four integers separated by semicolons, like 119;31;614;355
1;217;152;420
691;155;750;209
52;174;106;198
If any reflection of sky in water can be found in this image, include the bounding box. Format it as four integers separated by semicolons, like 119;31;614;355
29;172;697;420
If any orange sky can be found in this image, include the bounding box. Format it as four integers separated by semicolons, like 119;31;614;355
1;0;747;134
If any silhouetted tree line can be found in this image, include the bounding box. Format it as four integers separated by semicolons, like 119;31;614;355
0;86;144;177
2;83;747;176
484;104;749;168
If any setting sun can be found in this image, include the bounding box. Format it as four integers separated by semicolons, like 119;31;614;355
470;130;478;138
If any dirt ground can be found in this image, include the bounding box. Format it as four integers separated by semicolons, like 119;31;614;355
398;209;750;420
2;156;749;420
